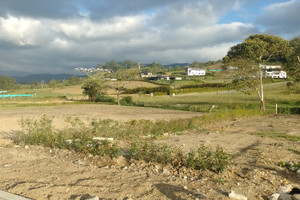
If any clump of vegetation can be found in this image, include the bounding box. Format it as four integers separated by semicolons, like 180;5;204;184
252;131;300;142
277;161;300;171
16;115;232;173
122;86;169;95
120;96;134;106
95;95;116;103
277;106;300;115
129;141;231;172
184;146;232;172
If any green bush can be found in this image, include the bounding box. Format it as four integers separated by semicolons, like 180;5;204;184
120;96;134;106
129;141;231;172
278;107;300;114
95;95;116;103
122;86;169;94
16;115;233;173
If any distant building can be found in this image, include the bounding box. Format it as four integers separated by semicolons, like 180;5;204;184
260;65;281;70
186;67;206;76
260;65;287;79
265;71;287;79
140;72;154;78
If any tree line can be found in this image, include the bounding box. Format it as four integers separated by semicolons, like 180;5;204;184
0;75;82;90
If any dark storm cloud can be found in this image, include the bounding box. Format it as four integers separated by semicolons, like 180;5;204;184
0;0;295;76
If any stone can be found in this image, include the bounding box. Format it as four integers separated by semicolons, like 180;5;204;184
291;194;300;200
93;137;114;141
278;194;292;200
297;169;300;175
228;190;247;200
162;169;170;175
279;185;293;193
269;193;280;200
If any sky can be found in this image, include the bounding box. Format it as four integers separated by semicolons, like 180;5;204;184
0;0;299;76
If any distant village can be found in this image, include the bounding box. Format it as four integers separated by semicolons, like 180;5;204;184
138;65;287;81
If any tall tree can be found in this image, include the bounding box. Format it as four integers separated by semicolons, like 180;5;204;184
108;68;139;105
82;73;108;101
223;34;292;111
0;76;16;90
286;36;300;82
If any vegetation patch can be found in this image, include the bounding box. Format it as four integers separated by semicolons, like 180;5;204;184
277;106;300;115
15;115;233;173
251;131;300;142
277;161;300;171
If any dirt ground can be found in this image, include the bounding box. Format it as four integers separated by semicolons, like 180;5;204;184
0;104;203;134
0;104;299;200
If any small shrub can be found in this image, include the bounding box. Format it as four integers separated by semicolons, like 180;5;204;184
95;95;116;103
129;141;231;173
120;96;134;106
278;107;300;115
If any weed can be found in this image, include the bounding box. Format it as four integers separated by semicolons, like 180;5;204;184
288;148;300;155
16;115;232;173
277;161;300;171
120;96;134;106
252;132;300;142
129;142;231;172
95;95;116;103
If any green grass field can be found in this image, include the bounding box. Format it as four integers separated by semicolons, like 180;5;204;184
132;82;299;112
1;80;299;113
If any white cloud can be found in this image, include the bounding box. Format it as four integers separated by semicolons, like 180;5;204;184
0;15;41;46
256;0;300;38
51;38;70;48
0;0;275;75
56;16;148;39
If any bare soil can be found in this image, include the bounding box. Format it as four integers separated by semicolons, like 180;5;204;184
0;104;203;134
0;105;299;200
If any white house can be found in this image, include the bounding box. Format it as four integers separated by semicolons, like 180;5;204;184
260;65;287;79
186;67;206;76
265;71;287;79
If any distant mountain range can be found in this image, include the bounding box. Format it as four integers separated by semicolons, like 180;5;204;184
163;63;190;68
12;74;86;84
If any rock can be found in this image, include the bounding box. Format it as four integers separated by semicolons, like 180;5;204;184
123;197;133;200
291;194;300;200
297;169;300;175
279;185;293;193
162;169;170;175
278;194;292;200
228;190;247;200
75;160;85;166
269;193;280;200
93;137;114;141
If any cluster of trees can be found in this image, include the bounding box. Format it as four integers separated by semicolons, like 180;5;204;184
0;75;82;90
223;34;299;111
0;76;16;90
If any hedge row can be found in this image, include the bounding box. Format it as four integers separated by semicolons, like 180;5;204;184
180;83;230;89
122;86;169;94
278;107;300;115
